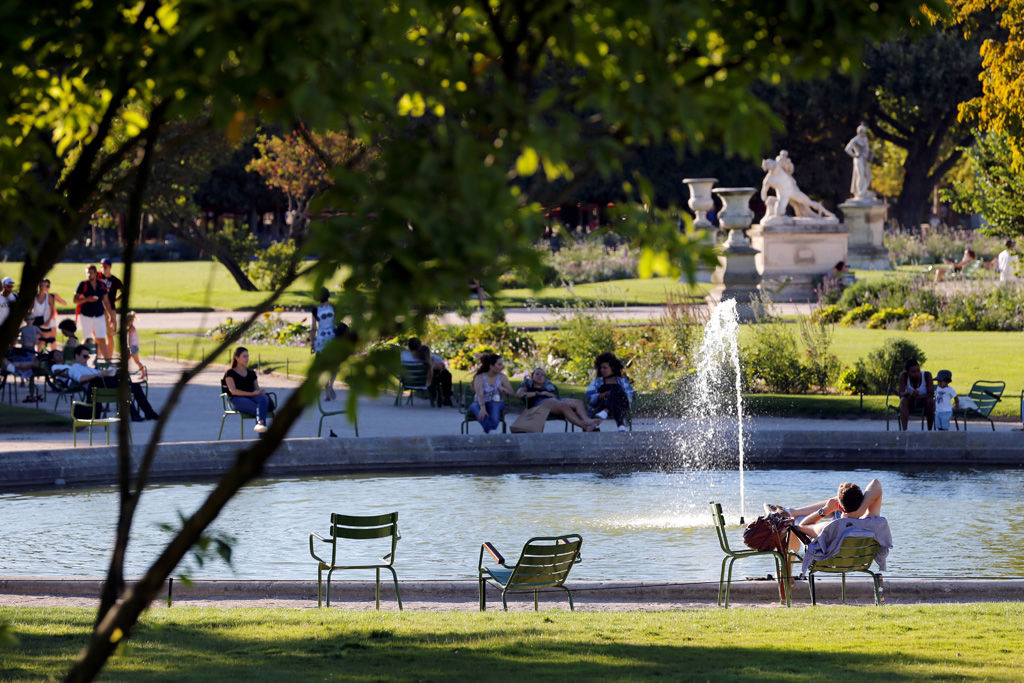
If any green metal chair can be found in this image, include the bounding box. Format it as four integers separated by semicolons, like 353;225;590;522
45;368;86;412
478;534;582;611
317;394;358;437
710;501;795;608
309;512;402;610
218;380;277;440
885;385;929;431
395;360;432;406
952;380;1004;431
71;386;132;447
807;537;884;606
458;381;506;434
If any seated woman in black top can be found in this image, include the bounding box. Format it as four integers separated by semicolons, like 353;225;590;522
223;347;271;433
515;367;601;432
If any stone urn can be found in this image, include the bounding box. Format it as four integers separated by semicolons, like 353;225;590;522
683;177;717;230
707;187;761;321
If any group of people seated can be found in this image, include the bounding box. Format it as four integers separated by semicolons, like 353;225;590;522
466;350;636;434
893;357;965;431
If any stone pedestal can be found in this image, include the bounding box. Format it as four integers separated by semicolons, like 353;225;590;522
747;217;849;302
840;199;889;270
683;177;718;283
707;187;761;321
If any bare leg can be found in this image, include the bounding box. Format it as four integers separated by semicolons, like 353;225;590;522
926;399;935;430
900;397;910;431
130;353;146;379
96;337;111;363
543;400;591;430
562;398;598;427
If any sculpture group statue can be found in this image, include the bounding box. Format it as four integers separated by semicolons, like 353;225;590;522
760;150;837;221
844;123;875;200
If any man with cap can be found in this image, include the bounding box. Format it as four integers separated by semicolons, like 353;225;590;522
74;264;114;363
0;276;16;329
99;258;124;348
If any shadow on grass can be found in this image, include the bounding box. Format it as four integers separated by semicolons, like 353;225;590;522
0;610;972;683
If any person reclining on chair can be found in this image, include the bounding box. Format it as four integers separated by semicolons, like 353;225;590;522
61;344;160;422
780;479;883;552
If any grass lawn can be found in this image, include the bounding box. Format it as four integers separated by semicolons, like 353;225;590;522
0;261;350;313
1;604;1022;681
494;277;710;307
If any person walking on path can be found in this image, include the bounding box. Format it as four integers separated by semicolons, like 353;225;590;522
32;278;67;351
99;258;124;349
74;265;114;363
310;288;338;401
223;347;272;433
125;312;147;380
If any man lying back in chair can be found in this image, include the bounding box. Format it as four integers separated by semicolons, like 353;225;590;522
777;479;883;552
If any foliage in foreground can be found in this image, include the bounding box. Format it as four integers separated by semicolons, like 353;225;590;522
1;603;1022;682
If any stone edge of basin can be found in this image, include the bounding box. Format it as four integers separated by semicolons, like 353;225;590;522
3;430;1024;491
2;578;1023;602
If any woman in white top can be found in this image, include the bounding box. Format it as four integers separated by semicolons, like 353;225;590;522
32;279;67;351
469;353;514;433
310;287;338;401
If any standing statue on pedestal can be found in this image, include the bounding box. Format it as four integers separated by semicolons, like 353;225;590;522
844;123;875;200
760;150;836;220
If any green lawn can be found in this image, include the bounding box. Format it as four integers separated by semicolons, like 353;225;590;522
0;261;349;313
2;604;1022;681
494;277;710;307
0;404;72;430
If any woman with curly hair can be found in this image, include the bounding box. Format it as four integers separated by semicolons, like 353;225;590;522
584;351;635;432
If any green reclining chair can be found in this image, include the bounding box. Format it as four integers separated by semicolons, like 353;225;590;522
478;534;582;611
309;512;402;610
807;536;884;606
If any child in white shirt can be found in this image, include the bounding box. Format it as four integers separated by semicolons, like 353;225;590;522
934;369;958;431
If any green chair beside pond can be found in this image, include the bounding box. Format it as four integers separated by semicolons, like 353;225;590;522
478;534;583;611
71;386;131;447
317;394;358;437
807;536;883;606
710;501;794;608
952;380;1004;431
218;380;277;440
309;512;402;610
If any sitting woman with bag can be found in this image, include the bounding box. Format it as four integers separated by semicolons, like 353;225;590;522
468;353;514;434
223;346;274;434
516;367;601;432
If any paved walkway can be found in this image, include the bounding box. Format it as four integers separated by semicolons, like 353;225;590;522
3;351;1021;452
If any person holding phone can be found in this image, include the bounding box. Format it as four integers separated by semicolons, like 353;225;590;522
584;352;635;432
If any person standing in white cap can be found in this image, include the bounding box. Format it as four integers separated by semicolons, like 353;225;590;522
0;277;17;329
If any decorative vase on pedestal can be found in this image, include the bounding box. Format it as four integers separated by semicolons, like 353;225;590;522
707;187;761;321
683;177;718;283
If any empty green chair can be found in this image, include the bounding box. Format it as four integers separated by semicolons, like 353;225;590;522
309;512;402;610
807;537;884;606
71;387;132;447
710;501;795;607
478;534;582;611
317;394;358;437
953;380;1005;431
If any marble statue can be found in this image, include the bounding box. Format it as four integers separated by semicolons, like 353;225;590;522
844;123;875;200
760;151;836;221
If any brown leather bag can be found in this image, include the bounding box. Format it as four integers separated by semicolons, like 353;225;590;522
743;511;794;553
509;405;550;433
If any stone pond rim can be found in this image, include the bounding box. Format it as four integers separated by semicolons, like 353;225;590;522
2;430;1023;491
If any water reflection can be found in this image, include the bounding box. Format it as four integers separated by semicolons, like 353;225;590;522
2;468;1023;581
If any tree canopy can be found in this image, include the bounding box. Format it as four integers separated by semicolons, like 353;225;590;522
0;1;945;680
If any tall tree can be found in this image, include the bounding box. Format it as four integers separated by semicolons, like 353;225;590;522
0;1;944;680
945;132;1024;236
864;20;985;229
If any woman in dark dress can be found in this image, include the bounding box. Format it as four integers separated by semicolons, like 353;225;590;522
223;347;271;433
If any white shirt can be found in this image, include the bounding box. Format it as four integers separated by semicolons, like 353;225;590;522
997;249;1017;281
935;385;957;414
0;292;16;327
67;363;105;385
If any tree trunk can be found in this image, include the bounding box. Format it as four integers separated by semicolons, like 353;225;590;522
893;163;932;232
158;215;260;291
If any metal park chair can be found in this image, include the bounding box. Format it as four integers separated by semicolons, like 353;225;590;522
71;386;131;447
952;380;1004;431
478;534;583;611
309;512;402;610
807;537;884;606
710;501;795;608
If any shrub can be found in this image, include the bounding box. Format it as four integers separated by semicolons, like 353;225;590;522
835;367;867;395
811;304;844;324
852;337;927;394
249;240;299;291
797;316;842;390
424;320;536;371
840;303;877;326
547;239;638;283
866;307;910;329
206;310;310;348
837;279;912;310
908;313;938;331
543;304;616;383
743;293;807;393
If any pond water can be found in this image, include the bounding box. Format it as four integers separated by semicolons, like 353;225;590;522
2;467;1022;581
